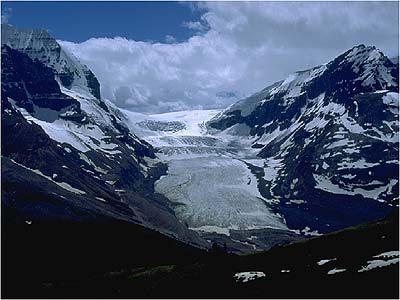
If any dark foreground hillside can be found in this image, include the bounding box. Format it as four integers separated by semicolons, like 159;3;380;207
1;208;206;299
2;208;398;298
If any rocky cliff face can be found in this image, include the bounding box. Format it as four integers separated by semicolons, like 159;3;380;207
208;45;398;234
1;45;80;113
2;24;101;100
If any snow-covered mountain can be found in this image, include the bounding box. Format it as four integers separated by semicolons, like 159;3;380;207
1;25;205;247
2;25;398;254
208;44;399;234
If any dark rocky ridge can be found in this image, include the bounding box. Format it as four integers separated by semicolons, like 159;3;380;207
2;86;205;250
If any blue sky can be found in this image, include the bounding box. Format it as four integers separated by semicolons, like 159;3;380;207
1;1;204;43
2;2;398;113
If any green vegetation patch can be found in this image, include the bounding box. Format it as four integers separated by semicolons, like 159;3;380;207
127;265;176;280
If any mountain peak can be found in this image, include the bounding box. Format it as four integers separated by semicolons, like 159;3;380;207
344;44;384;64
2;24;58;50
1;24;101;100
329;44;398;90
349;43;372;51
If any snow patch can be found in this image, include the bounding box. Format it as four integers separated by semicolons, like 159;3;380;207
10;159;86;195
358;258;399;273
327;268;346;275
382;92;399;107
314;174;397;200
317;258;337;266
373;250;399;259
234;271;266;283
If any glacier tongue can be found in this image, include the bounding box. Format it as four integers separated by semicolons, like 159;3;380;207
125;109;288;237
155;157;287;235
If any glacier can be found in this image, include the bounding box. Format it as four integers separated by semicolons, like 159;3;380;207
122;109;288;236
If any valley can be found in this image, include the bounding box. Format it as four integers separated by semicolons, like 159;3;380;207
1;21;399;298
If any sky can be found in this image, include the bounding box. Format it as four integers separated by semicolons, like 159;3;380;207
1;2;203;43
2;1;399;114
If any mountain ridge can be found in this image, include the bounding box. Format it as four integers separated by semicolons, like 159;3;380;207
207;43;398;234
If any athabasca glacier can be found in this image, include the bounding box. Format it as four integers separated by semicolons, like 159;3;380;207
122;109;288;236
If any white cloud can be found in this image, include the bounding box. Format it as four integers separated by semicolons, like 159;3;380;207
60;2;399;114
182;20;208;32
165;35;177;44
